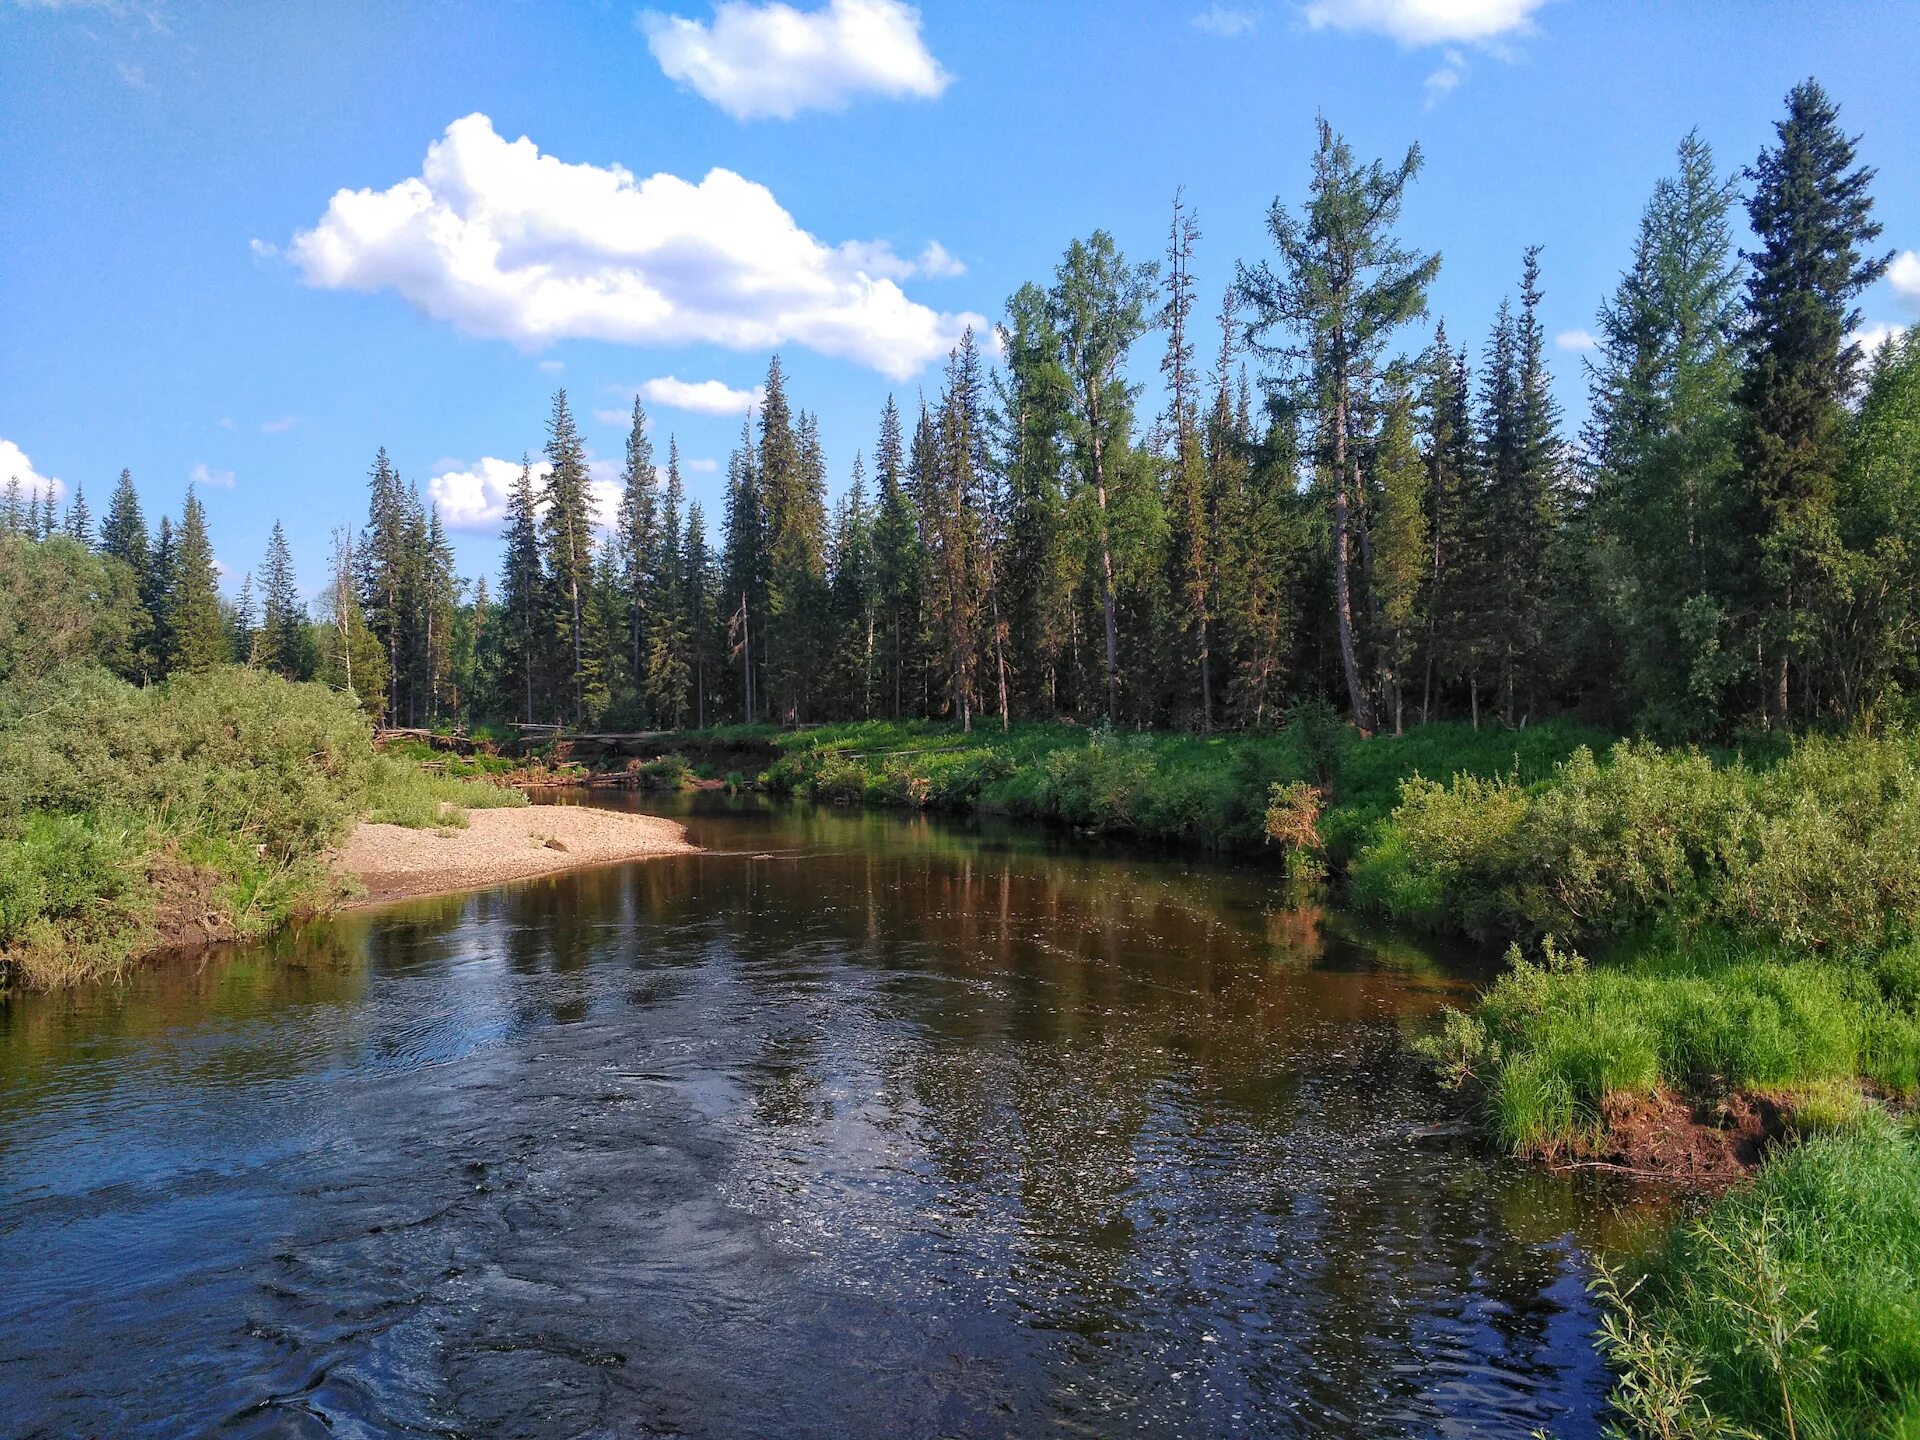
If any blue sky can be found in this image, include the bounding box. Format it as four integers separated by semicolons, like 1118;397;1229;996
3;0;1918;595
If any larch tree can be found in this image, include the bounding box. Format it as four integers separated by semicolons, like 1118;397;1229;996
1237;117;1439;735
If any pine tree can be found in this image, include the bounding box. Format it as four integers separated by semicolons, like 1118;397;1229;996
1736;79;1890;725
1238;118;1440;733
168;485;228;671
1050;231;1158;722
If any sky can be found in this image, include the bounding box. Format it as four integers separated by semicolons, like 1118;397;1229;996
3;0;1918;595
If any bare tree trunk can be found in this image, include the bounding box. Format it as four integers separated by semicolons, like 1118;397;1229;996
1331;388;1375;733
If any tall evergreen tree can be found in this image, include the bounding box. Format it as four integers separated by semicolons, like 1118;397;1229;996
720;417;767;722
758;360;829;722
684;500;716;727
1586;132;1745;734
497;455;546;724
1238;118;1439;733
647;439;693;726
63;484;91;543
1050;231;1158;722
359;447;411;721
147;514;178;673
1371;373;1427;733
99;469;155;677
540;389;605;722
258;520;304;678
1160;190;1214;728
616;395;660;717
1735;79;1890;725
168;485;228;672
870;395;922;719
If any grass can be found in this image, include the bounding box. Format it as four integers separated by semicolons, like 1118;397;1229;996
361;753;528;828
1597;1111;1920;1440
745;711;1611;861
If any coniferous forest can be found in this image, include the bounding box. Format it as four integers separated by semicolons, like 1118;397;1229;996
11;81;1914;749
10;77;1920;1440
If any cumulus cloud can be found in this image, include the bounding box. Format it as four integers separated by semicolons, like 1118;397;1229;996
1192;4;1257;36
641;0;949;120
639;375;766;415
1890;251;1920;309
914;240;966;278
1554;329;1598;353
1302;0;1545;46
1850;321;1908;359
190;461;235;489
428;455;621;534
285;113;980;379
0;438;65;506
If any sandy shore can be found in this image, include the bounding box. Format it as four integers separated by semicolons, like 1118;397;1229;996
336;805;697;906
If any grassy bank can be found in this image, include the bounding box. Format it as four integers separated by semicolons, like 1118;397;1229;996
750;711;1611;865
0;662;521;991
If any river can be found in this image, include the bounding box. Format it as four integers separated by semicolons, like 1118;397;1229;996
0;794;1665;1438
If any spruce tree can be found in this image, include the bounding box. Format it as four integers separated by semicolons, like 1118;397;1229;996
1049;232;1158;722
257;520;303;677
683;501;716;727
646;438;693;726
1586;132;1745;734
994;286;1072;717
168;485;228;671
870;395;922;719
230;572;258;664
148;514;178;673
758;359;828;722
1371;373;1426;733
616;396;659;716
1160;191;1213;728
498;455;546;724
63;484;91;543
540;389;604;722
1;477;19;533
1736;79;1889;724
720;417;767;722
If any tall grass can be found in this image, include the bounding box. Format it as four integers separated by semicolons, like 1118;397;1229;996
1605;1112;1920;1440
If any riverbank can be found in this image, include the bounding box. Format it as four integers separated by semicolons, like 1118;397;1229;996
337;805;695;905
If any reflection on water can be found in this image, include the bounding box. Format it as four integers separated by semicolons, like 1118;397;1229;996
0;795;1662;1438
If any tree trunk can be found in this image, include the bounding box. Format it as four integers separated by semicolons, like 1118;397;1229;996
1331;388;1375;734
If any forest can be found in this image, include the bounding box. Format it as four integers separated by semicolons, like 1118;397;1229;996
8;80;1913;753
6;77;1920;1437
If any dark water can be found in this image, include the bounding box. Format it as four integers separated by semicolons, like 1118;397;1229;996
0;795;1664;1439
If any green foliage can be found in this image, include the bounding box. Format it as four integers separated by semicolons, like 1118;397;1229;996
1611;1112;1920;1439
1357;733;1920;954
0;532;145;683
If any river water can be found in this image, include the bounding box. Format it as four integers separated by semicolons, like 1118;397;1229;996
0;795;1662;1438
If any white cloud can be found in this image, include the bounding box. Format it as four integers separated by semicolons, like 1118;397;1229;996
538;358;566;374
1554;328;1598;353
1850;322;1908;359
248;237;279;260
0;438;65;505
261;414;298;434
914;240;966;278
190;461;235;489
687;456;719;473
1192;4;1257;36
285;113;979;379
1302;0;1545;46
639;375;766;415
1890;251;1920;310
1423;46;1465;104
641;0;949;121
428;455;621;534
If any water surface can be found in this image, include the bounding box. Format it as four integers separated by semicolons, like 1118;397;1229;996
0;795;1657;1438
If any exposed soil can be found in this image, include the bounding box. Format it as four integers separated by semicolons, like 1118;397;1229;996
335;805;697;906
1558;1089;1792;1186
